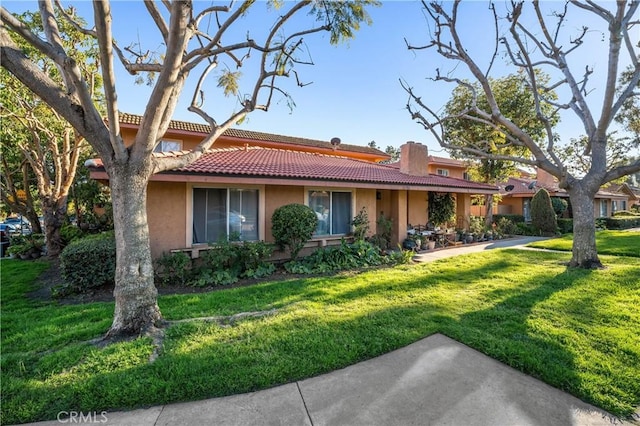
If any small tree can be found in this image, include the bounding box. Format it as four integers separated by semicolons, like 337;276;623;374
351;207;370;241
531;189;557;236
272;204;317;260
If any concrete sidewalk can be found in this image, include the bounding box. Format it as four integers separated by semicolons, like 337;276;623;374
412;235;553;263
26;334;628;426
24;237;638;426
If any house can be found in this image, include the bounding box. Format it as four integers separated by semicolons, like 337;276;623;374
87;114;498;259
494;169;632;221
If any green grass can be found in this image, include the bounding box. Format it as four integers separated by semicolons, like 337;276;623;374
528;229;640;257
1;245;639;424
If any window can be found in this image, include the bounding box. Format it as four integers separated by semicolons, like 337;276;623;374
523;199;531;222
192;188;258;243
621;200;627;211
612;201;618;213
154;139;182;153
436;169;449;177
463;172;470;181
599;200;608;217
308;190;352;236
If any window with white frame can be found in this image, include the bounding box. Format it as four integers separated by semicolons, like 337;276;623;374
192;188;258;243
436;169;449;177
599;200;608;217
154;139;182;153
621;200;627;211
612;201;618;213
308;190;352;236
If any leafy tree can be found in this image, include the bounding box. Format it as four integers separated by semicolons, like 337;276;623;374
444;72;557;227
368;141;401;163
0;0;377;337
0;8;101;257
531;188;557;235
402;1;640;268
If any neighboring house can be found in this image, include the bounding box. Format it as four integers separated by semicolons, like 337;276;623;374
87;114;497;259
494;169;631;222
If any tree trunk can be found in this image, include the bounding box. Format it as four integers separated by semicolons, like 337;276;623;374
41;196;67;258
106;170;162;337
567;188;603;269
484;194;494;228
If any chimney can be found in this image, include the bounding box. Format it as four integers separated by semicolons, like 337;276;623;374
400;141;429;177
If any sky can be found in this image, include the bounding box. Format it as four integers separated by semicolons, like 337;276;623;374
4;1;638;157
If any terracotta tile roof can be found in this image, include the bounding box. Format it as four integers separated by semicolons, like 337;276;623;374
160;147;496;191
500;176;557;196
117;112;388;159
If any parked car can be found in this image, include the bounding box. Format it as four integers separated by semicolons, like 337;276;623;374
0;224;15;257
3;217;31;234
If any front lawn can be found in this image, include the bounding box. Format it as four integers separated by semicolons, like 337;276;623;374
1;247;639;424
528;229;640;257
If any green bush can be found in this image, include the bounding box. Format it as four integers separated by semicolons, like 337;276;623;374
271;203;317;260
493;214;525;223
60;225;84;245
155;251;192;286
602;216;640;229
284;239;409;274
495;217;519;236
351;207;370;241
557;218;574;234
59;232;116;293
531;188;558;235
551;197;568;217
515;222;538;236
192;240;275;287
369;214;393;251
613;210;640;217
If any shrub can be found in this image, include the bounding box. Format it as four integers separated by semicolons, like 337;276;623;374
602;216;640;229
613;210;640;217
369;214;392;251
59;232;116;293
351;207;370;241
493;214;525;223
557;218;574;234
551;197;569;217
271;203;317;260
284;239;385;274
155;251;192;286
495;217;519;236
60;225;84;245
192;240;275;287
531;188;558;235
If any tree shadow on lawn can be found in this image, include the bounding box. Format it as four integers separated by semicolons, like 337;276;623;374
8;252;638;423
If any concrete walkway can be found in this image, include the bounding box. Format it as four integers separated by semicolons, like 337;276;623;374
24;237;638;426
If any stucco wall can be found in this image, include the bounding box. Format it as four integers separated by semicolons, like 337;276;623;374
408;191;428;228
355;188;377;238
264;185;305;242
147;181;187;259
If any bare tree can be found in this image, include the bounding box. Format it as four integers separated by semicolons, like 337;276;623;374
0;0;377;337
402;0;640;268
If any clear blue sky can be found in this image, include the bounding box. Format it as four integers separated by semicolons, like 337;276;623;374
5;1;637;156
